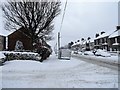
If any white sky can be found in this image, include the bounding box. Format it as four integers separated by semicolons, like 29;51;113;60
52;0;119;47
0;0;119;47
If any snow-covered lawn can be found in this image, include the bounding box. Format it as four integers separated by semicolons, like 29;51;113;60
0;53;118;88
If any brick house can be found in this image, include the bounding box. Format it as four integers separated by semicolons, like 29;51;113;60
94;26;120;51
8;27;32;51
71;39;94;51
71;42;81;51
89;39;94;50
94;32;112;51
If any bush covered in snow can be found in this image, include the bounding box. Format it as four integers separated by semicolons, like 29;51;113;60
36;46;52;62
33;41;52;61
0;52;6;66
3;52;41;62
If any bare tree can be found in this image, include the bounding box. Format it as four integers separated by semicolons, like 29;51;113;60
2;0;61;44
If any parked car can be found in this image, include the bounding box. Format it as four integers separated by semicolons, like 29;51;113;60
95;49;111;57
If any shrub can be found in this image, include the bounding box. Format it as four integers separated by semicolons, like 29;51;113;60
4;52;41;61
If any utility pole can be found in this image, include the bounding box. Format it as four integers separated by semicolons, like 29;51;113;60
57;0;67;59
58;32;61;59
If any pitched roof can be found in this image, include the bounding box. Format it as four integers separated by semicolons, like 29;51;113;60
0;30;12;36
8;27;31;38
95;31;113;40
109;29;120;38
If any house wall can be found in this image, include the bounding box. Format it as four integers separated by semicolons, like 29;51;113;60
0;36;3;51
71;44;81;51
89;42;94;50
94;36;109;51
109;36;120;51
94;35;120;51
8;29;32;51
0;35;6;51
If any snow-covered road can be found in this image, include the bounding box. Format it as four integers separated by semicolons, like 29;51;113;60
0;54;118;88
72;55;118;70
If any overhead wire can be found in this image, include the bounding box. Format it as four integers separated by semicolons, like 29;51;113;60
59;0;67;33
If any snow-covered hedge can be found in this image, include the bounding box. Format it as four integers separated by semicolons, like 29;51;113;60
0;52;6;66
3;51;41;61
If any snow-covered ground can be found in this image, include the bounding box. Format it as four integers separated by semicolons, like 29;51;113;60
0;52;118;88
0;52;6;59
72;50;119;65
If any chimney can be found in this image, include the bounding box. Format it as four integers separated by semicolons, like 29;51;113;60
116;26;120;30
101;31;105;35
95;33;99;38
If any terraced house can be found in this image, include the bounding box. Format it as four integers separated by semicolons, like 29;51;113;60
108;27;120;52
94;26;120;52
94;31;111;51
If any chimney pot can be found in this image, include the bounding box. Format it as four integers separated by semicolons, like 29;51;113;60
116;26;120;30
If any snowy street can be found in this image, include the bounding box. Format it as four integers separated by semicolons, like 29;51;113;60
0;0;119;89
1;54;118;88
72;53;119;70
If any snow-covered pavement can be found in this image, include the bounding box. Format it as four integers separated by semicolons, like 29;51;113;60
0;54;118;88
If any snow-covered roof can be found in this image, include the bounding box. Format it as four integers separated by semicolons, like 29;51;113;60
102;42;108;45
86;38;94;43
95;31;112;40
112;42;119;46
0;30;13;36
72;41;82;47
76;41;82;45
90;38;94;42
109;29;120;38
82;41;86;45
72;38;94;47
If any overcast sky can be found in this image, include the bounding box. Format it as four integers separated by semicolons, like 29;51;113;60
52;0;119;47
0;0;119;48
